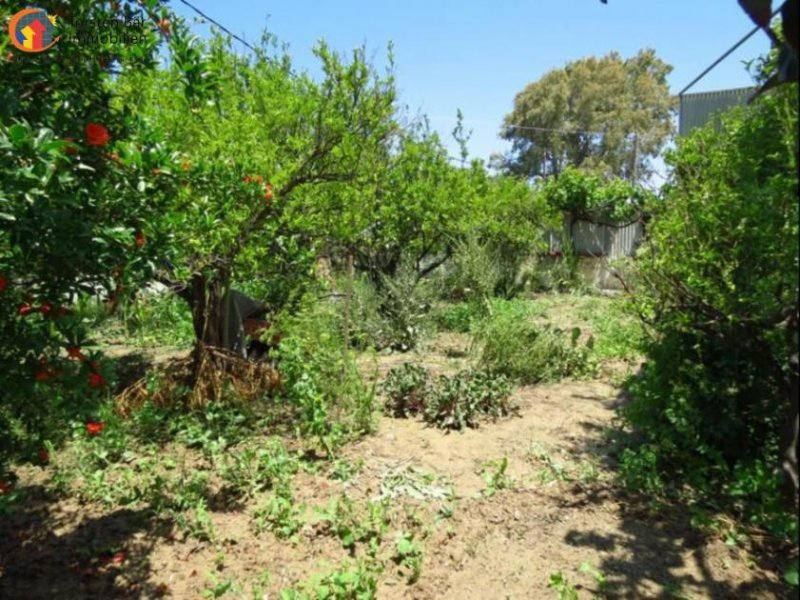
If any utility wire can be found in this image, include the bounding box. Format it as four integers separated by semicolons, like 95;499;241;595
427;114;607;137
176;0;257;53
678;1;785;96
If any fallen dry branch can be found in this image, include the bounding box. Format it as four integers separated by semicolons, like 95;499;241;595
116;343;281;416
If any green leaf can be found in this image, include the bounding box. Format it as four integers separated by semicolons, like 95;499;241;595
8;124;27;144
785;564;799;586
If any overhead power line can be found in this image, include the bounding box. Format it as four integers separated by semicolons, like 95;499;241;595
176;0;257;53
426;115;607;137
678;1;785;96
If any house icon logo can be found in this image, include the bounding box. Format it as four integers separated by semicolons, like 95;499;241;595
8;7;59;53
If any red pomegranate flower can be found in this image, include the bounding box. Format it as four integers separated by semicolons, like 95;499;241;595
38;449;49;463
86;421;104;436
39;303;53;317
35;369;53;382
67;346;86;361
264;183;273;201
0;481;12;494
134;231;146;248
111;552;126;565
85;123;110;147
18;303;33;316
88;373;105;389
0;275;7;294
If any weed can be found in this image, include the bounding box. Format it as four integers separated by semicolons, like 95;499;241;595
220;439;299;497
574;296;645;362
281;559;381;599
119;293;195;348
253;487;305;540
249;570;273;600
174;498;216;542
579;561;608;595
548;571;579;600
423;369;515;430
382;363;430;418
431;301;478;333
173;402;254;456
315;495;390;555
480;457;514;497
275;297;377;453
393;530;423;584
528;444;570;485
201;573;235;598
475;306;593;383
329;457;364;482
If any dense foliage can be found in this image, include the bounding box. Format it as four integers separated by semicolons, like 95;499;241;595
0;0;185;472
499;49;675;181
539;166;651;224
622;86;799;532
382;363;515;430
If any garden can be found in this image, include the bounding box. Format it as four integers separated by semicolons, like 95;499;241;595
0;1;797;598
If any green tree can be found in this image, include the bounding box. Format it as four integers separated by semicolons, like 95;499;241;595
499;49;675;181
0;0;193;471
118;34;398;351
624;85;798;518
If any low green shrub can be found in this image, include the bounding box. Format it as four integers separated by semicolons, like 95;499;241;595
382;364;515;430
423;369;515;430
441;234;500;308
274;296;377;454
343;262;434;352
382;363;430;418
119;293;195;348
474;307;593;383
430;301;478;333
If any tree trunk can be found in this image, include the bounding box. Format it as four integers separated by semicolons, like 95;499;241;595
190;271;230;348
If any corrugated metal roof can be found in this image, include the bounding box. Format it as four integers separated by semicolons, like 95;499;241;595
678;86;756;136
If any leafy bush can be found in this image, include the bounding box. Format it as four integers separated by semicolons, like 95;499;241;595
375;260;435;351
474;305;593;383
423;369;515;430
274;296;377;454
622;85;799;534
382;363;431;418
381;364;515;430
344;266;433;352
431;301;478;333
441;234;501;309
575;296;646;362
119;292;195;348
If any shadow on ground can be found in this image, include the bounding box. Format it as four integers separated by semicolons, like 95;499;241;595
0;485;173;599
562;390;795;600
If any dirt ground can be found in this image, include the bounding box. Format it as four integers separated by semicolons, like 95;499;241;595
0;332;794;600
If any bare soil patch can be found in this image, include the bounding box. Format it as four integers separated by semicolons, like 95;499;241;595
0;335;790;599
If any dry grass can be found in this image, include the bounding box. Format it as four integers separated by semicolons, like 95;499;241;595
116;343;281;415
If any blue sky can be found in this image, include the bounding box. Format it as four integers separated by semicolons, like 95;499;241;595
173;0;770;174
